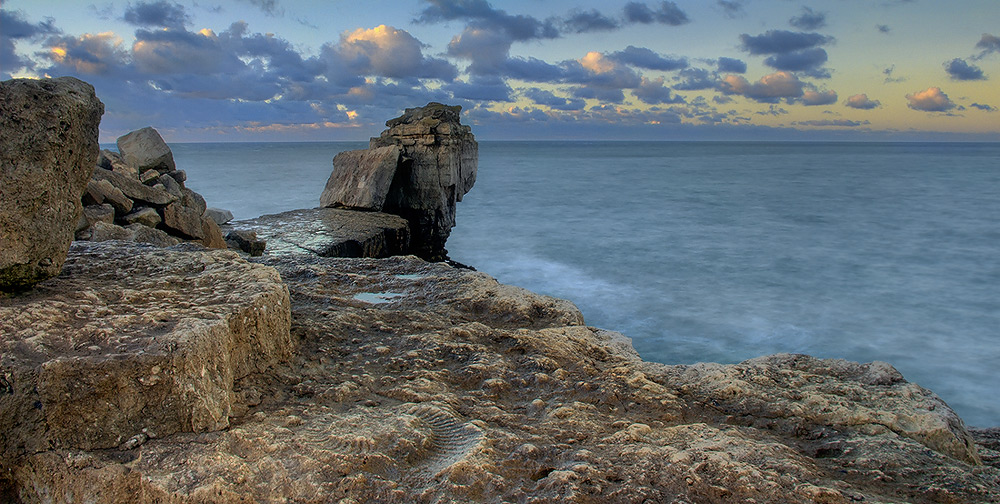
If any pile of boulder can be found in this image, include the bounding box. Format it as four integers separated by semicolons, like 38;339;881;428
320;102;477;261
75;127;228;249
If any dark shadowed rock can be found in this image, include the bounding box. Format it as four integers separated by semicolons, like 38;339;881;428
229;207;409;258
122;207;161;227
97;149;136;178
320;145;401;210
226;229;267;256
75;204;114;233
116;126;175;174
1;77;104;292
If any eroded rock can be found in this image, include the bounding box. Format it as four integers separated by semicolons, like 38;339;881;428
1;77;104;292
116;126;176;174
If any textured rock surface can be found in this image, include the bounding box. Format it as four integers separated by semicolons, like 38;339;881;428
228;207;410;258
0;241;292;475
321;145;401;210
323;103;477;261
6;252;996;503
0;77;104;292
205;207;234;225
115;126;175;174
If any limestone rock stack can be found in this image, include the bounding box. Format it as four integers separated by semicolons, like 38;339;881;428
321;102;477;261
0;77;104;292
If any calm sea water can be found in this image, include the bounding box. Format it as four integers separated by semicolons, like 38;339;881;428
166;141;1000;427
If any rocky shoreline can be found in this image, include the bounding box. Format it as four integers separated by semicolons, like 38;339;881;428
2;78;999;503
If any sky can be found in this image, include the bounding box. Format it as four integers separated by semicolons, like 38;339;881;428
2;0;999;142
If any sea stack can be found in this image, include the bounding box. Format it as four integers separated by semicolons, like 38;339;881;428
321;102;478;261
0;77;104;292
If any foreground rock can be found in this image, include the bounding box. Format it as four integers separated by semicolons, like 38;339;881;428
0;241;292;478
322;103;477;261
0;77;104;292
6;251;997;503
226;207;410;258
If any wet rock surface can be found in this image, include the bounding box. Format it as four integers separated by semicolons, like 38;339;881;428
5;250;997;503
1;77;104;292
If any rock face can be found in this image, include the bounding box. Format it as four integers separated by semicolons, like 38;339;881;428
75;128;227;250
227;207;410;258
0;77;104;292
5;252;997;503
321;103;477;261
0;241;292;475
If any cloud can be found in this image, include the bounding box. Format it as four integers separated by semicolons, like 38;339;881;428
789;8;826;30
974;33;1000;59
717;57;746;73
944;58;986;80
563;9;619;33
523;88;586;110
132;28;241;75
970;103;997;112
719;71;805;103
610;46;687;71
883;65;905;83
444;77;511;101
906;87;956;112
236;0;283;17
447;26;513;75
572;51;641;89
622;2;690;26
877;24;891;34
632;76;685;105
740;30;833;55
123;1;190;28
416;0;558;41
718;0;745;18
570;85;626;104
795;119;870;127
845;93;881;109
43;32;130;75
802;89;837;106
674;68;717;90
1;9;61;76
764;47;828;72
335;25;457;80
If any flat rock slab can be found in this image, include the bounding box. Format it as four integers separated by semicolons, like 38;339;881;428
0;241;292;468
10;254;998;503
228;207;409;258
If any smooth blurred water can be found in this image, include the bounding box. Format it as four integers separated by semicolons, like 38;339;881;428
165;140;1000;427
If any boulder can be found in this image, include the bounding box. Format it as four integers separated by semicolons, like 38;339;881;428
0;240;292;470
77;221;134;242
75;204;115;233
161;202;206;240
199;216;227;249
229;207;409;258
157;173;183;197
181;187;207;216
225;229;267;256
323;102;477;261
97;149;136;178
91;167;177;206
122;207;161;227
320;145;401;210
140;168;159;185
125;223;180;247
205;207;234;225
1;77;104;292
83;178;133;215
115;126;175;174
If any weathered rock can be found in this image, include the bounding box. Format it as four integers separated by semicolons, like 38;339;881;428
83;178;134;214
8;254;996;503
77;221;134;242
229;207;410;258
75;204;115;233
122;206;161;227
97;149;136;178
1;77;104;292
161;202;205;239
116;126;175;174
0;241;292;471
205;207;234;225
324;103;477;261
226;229;266;256
157;173;183;198
320;145;401;210
166;169;186;186
181;187;207;216
140;168;160;185
124;223;180;247
199;216;227;249
91;167;178;206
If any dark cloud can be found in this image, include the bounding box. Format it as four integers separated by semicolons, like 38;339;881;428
563;9;619;33
0;9;61;76
673;68;717;90
944;58;986;81
718;0;745;18
906;87;956;112
444;77;511;101
883;65;905;83
764;47;828;71
622;2;690;26
740;30;833;55
717;57;746;73
970;103;997;112
801;89;837;106
789;7;826;30
632;76;685;105
974;33;1000;59
123;1;190;28
610;46;687;71
570;86;626;104
719;71;805;103
41;32;130;76
523;88;586;110
845;93;881;109
877;24;891;34
795;119;869;127
504;57;567;82
236;0;283;17
416;0;558;41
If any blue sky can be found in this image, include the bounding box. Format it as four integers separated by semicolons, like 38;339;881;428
3;0;998;142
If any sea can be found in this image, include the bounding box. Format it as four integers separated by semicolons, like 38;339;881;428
163;140;1000;427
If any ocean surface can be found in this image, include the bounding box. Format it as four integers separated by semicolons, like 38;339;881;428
165;140;1000;427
